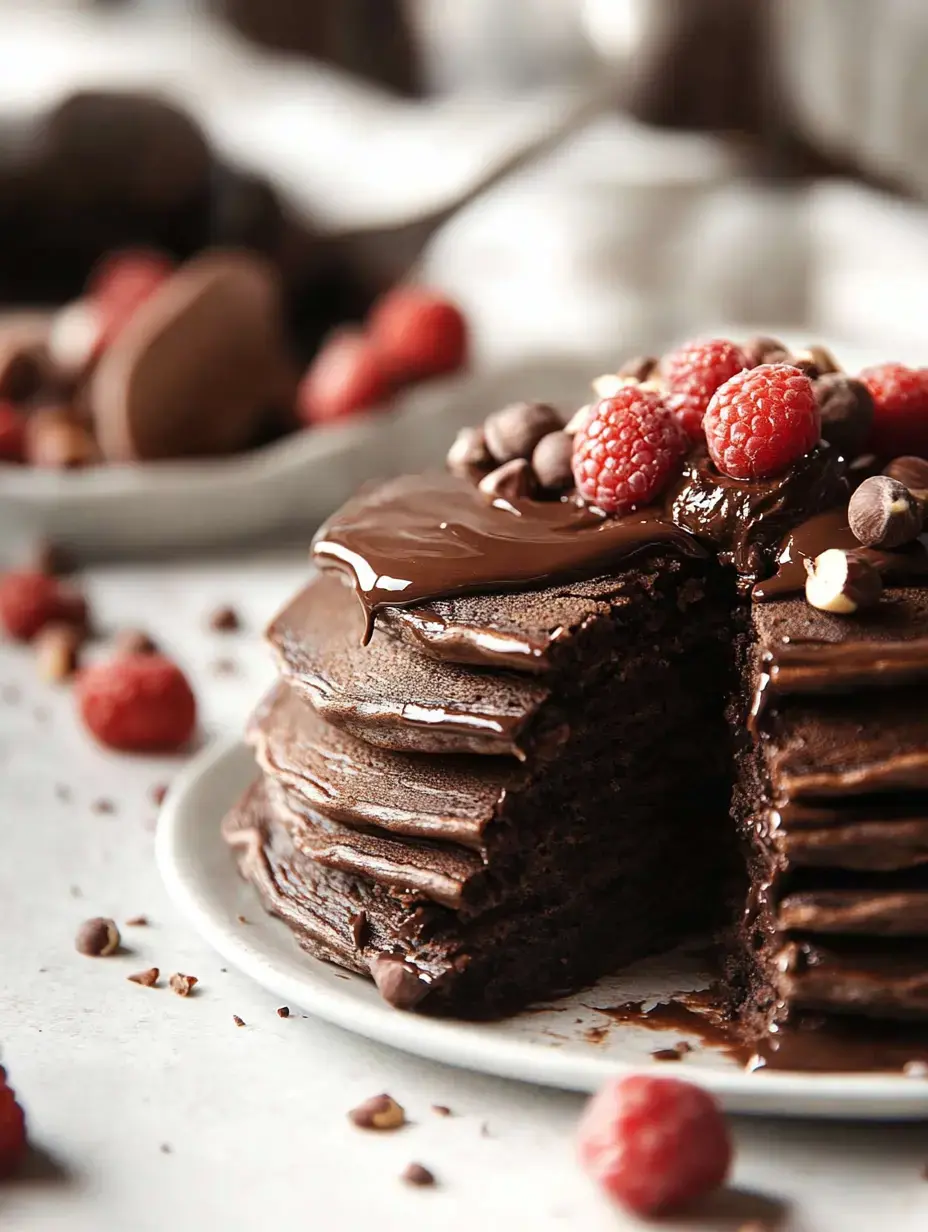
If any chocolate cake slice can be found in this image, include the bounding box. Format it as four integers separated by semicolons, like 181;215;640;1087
224;343;928;1066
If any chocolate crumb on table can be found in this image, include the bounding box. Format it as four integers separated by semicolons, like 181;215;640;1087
232;1014;246;1027
431;1104;452;1117
75;917;120;957
160;1144;172;1155
400;1162;436;1187
348;1094;406;1130
168;973;198;997
208;605;242;633
125;915;148;927
236;914;248;924
276;1006;290;1018
128;967;160;987
91;798;116;814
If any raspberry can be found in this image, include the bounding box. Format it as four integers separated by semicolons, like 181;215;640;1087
571;386;685;514
0;402;25;463
297;329;393;426
369;287;468;383
704;363;820;480
77;654;197;753
577;1076;731;1217
661;338;747;439
858;363;928;460
0;571;87;642
0;1067;27;1178
89;249;173;348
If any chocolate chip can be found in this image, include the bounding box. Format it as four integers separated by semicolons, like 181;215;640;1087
25;407;99;469
370;955;428;1009
128;967;160;987
617;355;658;382
75;917;120;957
349;909;369;949
446;425;491;478
348;1093;406;1130
531;431;574;493
168;972;198;997
848;475;922;549
276;1006;290;1018
804;548;882;615
814;374;874;458
208;605;241;633
35;622;83;682
116;628;158;656
401;1162;436;1187
477;458;534;503
483;401;562;464
742;335;790;368
883;456;928;510
232;1014;246;1027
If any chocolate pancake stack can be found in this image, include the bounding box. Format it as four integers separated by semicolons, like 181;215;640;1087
225;360;928;1065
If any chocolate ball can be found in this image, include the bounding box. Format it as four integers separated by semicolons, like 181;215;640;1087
483;401;562;464
742;335;790;368
75;917;120;957
814;374;874;458
531;431;574;493
477;458;535;502
848;475;922;549
446;425;490;478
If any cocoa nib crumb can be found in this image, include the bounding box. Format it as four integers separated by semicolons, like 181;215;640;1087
75;917;120;957
128;967;159;987
431;1105;452;1117
150;783;169;807
348;1093;406;1130
160;1143;172;1155
168;973;198;997
125;915;148;927
232;1014;246;1027
208;605;241;633
91;798;115;815
401;1163;435;1188
276;1006;290;1018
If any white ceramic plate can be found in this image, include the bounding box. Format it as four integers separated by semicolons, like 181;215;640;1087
157;739;928;1120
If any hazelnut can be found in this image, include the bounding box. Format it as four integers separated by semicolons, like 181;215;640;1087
127;967;160;987
446;425;491;478
617;355;658;382
742;335;790;368
531;431;574;492
564;404;593;436
483;401;562;463
370;955;428;1009
75;917;120;957
814;374;874;458
25;408;99;469
848;475;922;549
348;1093;406;1131
793;344;841;378
805;548;882;614
478;458;534;502
883;456;928;510
35;622;83;682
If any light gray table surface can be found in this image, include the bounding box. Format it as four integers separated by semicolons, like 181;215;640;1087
2;551;928;1232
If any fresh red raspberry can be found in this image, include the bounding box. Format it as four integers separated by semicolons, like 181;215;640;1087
571;386;685;514
858;362;928;459
77;654;197;753
369;287;468;383
704;363;820;479
89;249;173;347
0;1067;27;1178
0;402;25;463
661;338;747;439
297;329;393;426
577;1076;732;1217
0;571;87;642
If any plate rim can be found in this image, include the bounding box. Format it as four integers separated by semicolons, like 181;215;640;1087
156;737;928;1119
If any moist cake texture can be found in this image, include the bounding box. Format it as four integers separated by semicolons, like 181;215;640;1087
224;342;928;1064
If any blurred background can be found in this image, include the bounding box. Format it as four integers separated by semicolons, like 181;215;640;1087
1;0;927;550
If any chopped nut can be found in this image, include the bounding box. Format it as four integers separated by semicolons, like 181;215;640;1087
563;404;593;436
400;1162;436;1187
125;916;148;927
531;431;574;493
208;605;241;633
348;1093;406;1131
431;1104;452;1117
232;1014;246;1027
483;401;561;464
128;967;160;987
883;456;928;511
591;373;625;399
115;628;158;656
478;458;534;502
793;344;840;377
848;475;922;549
805;548;882;614
446;425;491;478
35;622;83;681
236;914;249;924
168;972;198;997
814;374;874;458
276;1006;290;1018
75;917;120;957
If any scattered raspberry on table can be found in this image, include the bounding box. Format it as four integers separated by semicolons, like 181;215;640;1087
661;337;748;440
0;571;87;642
703;363;820;480
571;386;685;515
298;328;393;425
369;286;468;383
577;1075;732;1217
858;362;928;460
0;1066;27;1179
77;653;197;753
